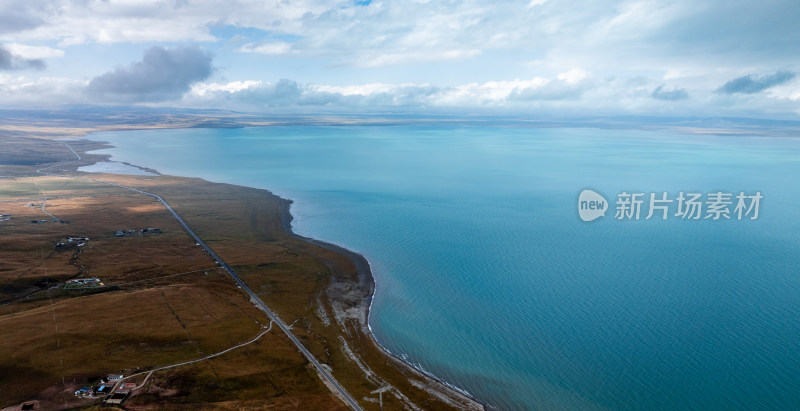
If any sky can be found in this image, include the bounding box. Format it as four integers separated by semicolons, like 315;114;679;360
0;0;798;118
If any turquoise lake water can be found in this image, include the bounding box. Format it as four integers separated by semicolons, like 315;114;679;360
86;125;800;410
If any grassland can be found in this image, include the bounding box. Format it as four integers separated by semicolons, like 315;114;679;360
0;116;483;410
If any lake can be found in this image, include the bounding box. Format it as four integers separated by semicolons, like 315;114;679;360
85;124;800;410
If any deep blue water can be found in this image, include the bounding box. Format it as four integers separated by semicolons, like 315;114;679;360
85;125;800;410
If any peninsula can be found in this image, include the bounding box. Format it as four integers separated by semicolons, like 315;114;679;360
0;110;484;410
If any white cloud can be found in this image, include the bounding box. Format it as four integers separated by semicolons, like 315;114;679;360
191;80;264;96
3;43;64;59
2;0;797;76
1;67;798;119
0;0;797;118
557;68;588;85
437;78;549;105
762;77;800;101
238;42;292;55
313;82;423;96
355;49;481;68
183;75;601;110
0;74;86;105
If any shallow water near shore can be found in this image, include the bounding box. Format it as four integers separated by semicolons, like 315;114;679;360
85;125;800;410
78;161;156;175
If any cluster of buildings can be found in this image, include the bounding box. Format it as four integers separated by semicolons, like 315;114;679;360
74;374;135;405
114;227;162;237
56;236;89;248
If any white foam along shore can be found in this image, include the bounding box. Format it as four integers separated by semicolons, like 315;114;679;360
75;137;487;410
277;199;486;409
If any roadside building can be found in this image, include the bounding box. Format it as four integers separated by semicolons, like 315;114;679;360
93;383;114;396
74;387;91;397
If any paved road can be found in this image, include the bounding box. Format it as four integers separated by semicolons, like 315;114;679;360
64;143;82;161
92;180;363;411
41;144;363;410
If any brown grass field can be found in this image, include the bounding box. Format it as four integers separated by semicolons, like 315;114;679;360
0;121;483;410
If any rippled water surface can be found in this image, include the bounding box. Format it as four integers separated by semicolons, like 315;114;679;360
86;126;800;410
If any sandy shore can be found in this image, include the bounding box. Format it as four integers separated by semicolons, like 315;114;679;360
0;112;487;408
67;133;486;409
278;197;485;410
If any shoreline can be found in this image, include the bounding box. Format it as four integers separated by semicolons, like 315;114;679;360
277;199;485;408
72;132;487;410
